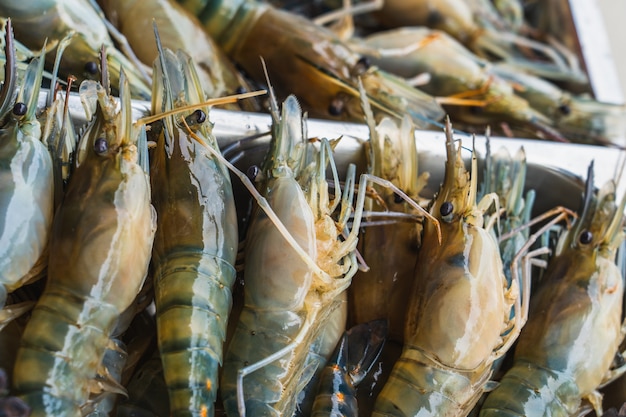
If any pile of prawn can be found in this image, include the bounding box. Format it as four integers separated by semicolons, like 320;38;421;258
0;1;625;416
0;0;623;146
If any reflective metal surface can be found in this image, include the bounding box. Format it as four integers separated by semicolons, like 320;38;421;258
53;90;625;218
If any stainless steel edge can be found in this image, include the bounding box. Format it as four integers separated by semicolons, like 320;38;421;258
50;90;625;216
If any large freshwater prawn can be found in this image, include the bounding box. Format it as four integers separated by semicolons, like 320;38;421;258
176;0;444;128
0;20;54;329
147;32;239;416
372;118;527;417
480;163;626;417
97;0;260;112
351;27;569;142
0;0;152;99
219;79;441;416
347;85;429;345
367;0;587;85
11;52;156;416
220;92;356;417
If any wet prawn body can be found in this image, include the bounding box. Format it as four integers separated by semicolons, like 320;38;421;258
356;28;563;141
370;0;587;84
0;0;152;99
0;51;53;313
348;110;428;344
11;74;156;416
221;94;358;417
98;0;258;112
373;122;518;416
490;63;626;147
480;170;626;417
148;45;239;416
221;176;317;417
177;0;444;127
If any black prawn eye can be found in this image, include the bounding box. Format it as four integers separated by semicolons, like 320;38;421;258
328;96;345;117
558;104;571;116
394;192;404;204
354;56;371;75
84;61;99;75
579;230;593;245
12;102;27;116
193;109;206;124
246;165;260;181
440;201;454;217
235;86;247;95
94;137;108;155
184;109;207;126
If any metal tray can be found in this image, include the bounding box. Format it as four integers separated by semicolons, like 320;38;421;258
56;91;625;218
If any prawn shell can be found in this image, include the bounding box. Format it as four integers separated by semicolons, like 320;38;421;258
194;2;443;126
243;177;316;310
148;42;239;415
0;121;53;293
12;78;156;416
517;255;623;389
480;166;626;416
407;223;508;370
150;124;238;415
99;0;257;111
0;0;152;99
221;176;317;416
374;122;512;417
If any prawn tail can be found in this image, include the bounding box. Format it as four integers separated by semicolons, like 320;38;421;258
13;288;120;417
311;319;388;417
153;251;236;417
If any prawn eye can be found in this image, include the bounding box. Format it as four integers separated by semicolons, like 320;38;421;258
579;230;593;245
427;10;443;25
84;61;98;75
193;109;206;124
12;102;27;116
235;86;247;95
440;201;454;217
354;56;371;75
328;96;345;116
247;165;260;181
184;109;207;126
394;192;404;204
558;104;571;116
94;137;108;155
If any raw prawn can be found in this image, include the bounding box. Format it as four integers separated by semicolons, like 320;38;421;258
490;63;626;147
176;0;445;128
220;94;357;417
11;53;156;416
348;86;430;344
311;319;387;417
372;118;525;416
148;31;239;416
0;0;152;99
480;163;626;417
369;0;588;84
353;27;568;142
96;0;260;112
0;21;54;328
